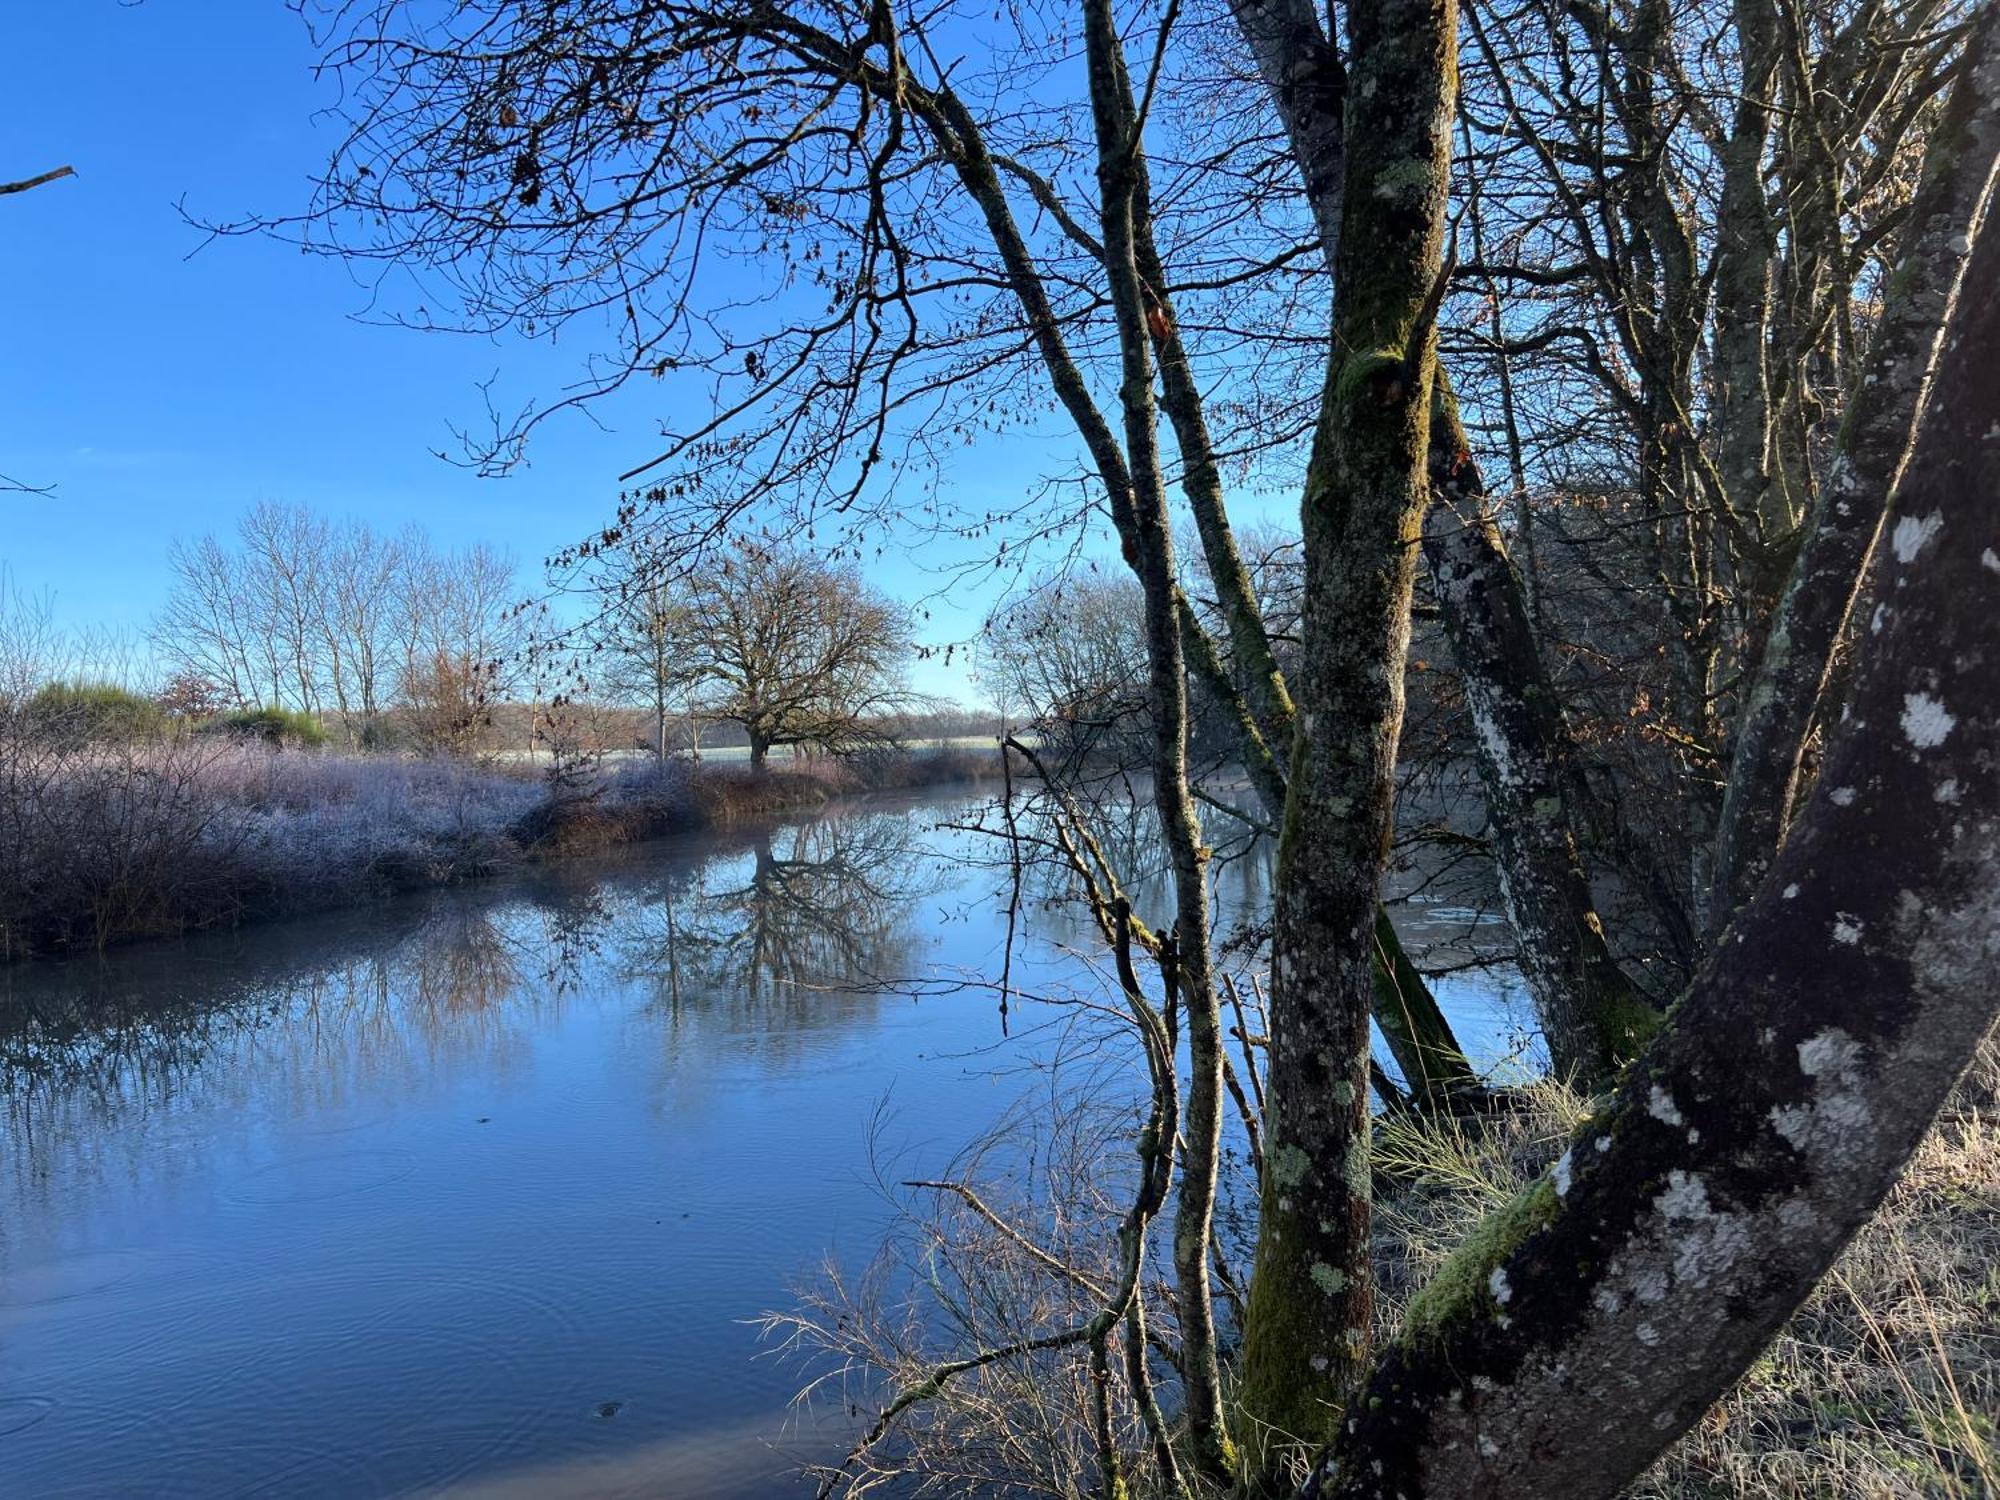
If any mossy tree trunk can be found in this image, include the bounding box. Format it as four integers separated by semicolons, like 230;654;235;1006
1317;201;2000;1499
1233;0;1459;1475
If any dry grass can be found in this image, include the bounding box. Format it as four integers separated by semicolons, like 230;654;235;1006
1374;1036;2000;1500
771;1028;1999;1499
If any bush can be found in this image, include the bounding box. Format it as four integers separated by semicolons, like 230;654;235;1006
25;680;165;743
208;706;329;748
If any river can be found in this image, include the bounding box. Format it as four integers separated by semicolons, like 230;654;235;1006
0;788;1531;1498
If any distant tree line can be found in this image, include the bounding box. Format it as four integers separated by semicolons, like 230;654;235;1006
53;501;940;765
151;500;524;752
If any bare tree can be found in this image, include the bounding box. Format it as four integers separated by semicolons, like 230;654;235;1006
233;0;1999;1491
575;538;704;759
981;572;1151;765
153;503;523;751
670;541;915;768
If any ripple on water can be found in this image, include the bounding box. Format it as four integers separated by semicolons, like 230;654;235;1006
222;1148;419;1205
0;1248;159;1308
0;1396;57;1438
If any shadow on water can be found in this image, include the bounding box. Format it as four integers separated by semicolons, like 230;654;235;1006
0;787;1533;1498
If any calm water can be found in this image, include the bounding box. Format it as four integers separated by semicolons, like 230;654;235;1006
0;790;1530;1498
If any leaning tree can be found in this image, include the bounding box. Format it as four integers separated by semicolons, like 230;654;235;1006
239;0;1999;1492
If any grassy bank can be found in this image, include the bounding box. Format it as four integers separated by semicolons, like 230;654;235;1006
0;740;996;959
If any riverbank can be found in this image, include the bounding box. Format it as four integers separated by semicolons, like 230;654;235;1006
0;742;998;960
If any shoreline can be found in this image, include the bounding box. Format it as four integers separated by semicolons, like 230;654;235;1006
2;744;1000;963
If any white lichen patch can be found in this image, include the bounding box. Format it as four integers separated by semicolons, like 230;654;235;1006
1552;1149;1574;1198
1890;511;1944;564
1783;884;1801;899
1654;1172;1754;1286
1936;779;1962;804
1982;548;2000;575
1800;1029;1864;1081
1829;786;1856;806
1649;1085;1685;1127
1769;1029;1873;1154
1470;703;1519;793
1901;692;1957;748
1270;1143;1311;1188
1489;1267;1513;1305
1658;1170;1711;1221
1832;915;1864;945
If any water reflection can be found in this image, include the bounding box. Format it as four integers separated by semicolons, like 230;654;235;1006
605;814;925;1012
0;798;965;1500
0;789;1531;1500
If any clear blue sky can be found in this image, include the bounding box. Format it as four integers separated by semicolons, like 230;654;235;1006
2;1;1087;704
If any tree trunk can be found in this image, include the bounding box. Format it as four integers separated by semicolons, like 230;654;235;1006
1082;8;1235;1474
1370;909;1483;1107
1709;0;1784;540
1424;406;1662;1081
1317;201;2000;1499
1709;8;2000;935
1234;0;1458;1475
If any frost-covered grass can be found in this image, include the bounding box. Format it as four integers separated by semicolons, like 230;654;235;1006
1376;1038;2000;1499
0;739;996;957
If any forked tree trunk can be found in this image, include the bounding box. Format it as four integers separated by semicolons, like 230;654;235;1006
1234;0;1458;1474
1316;201;2000;1499
1709;7;2000;934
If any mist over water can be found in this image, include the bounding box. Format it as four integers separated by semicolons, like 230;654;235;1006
0;789;1530;1498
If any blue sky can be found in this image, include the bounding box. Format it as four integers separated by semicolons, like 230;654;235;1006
1;1;1085;704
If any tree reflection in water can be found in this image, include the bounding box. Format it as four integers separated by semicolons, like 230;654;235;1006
608;813;925;1014
0;802;938;1171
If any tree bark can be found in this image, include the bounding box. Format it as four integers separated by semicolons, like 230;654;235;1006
1234;0;1458;1474
1082;7;1236;1475
1425;395;1662;1082
1709;0;1785;542
1317;200;2000;1499
1709;7;2000;935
